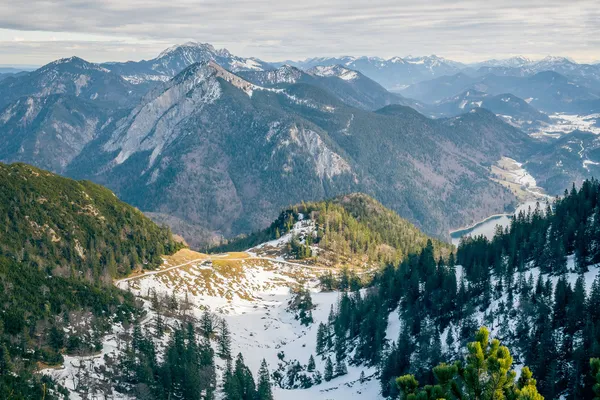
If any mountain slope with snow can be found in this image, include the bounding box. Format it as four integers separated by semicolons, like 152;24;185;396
102;42;274;85
280;55;465;90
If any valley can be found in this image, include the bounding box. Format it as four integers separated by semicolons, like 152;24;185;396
2;31;600;400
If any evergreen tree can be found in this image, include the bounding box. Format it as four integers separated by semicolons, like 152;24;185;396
200;311;214;339
316;323;327;355
234;353;256;400
396;327;543;400
324;357;334;382
592;358;600;400
218;319;232;360
335;359;348;377
256;359;273;400
0;344;11;374
307;355;316;372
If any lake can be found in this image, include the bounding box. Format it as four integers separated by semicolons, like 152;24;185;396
450;201;547;246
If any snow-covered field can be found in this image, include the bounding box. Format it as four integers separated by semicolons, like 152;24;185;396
45;212;600;400
42;220;383;399
532;113;600;138
127;258;381;399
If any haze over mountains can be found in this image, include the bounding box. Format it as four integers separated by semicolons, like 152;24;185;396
1;41;599;247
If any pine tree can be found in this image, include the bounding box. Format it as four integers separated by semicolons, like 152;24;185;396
396;327;543;400
256;359;273;400
316;323;327;354
516;367;544;400
218;319;232;360
335;359;348;377
324;357;334;382
589;276;600;321
223;358;240;400
307;355;316;372
200;310;214;339
234;353;256;400
592;358;600;400
0;344;11;374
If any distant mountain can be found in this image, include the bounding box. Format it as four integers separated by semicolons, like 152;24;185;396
64;61;529;243
469;56;600;94
279;55;465;90
402;71;599;113
239;64;420;111
470;56;533;69
526;130;600;194
0;57;139;172
0;94;123;172
101;41;274;84
0;56;142;109
0;66;37;74
400;72;478;104
428;89;550;131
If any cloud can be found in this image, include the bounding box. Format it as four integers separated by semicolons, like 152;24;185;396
0;0;598;65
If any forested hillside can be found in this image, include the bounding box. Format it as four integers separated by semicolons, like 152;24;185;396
0;162;181;279
0;162;181;398
213;193;453;265
315;180;600;399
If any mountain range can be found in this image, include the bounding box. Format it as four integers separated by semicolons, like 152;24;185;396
280;54;600;94
279;55;465;90
402;70;600;113
1;42;599;246
64;60;527;242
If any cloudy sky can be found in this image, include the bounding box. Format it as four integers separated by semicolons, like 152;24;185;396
0;0;598;66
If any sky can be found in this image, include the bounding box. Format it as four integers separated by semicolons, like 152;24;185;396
0;0;598;67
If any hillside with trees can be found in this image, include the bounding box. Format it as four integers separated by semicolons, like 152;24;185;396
316;179;600;399
0;162;181;279
213;193;453;266
0;162;181;398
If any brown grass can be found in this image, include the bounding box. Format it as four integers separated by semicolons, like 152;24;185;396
163;248;209;266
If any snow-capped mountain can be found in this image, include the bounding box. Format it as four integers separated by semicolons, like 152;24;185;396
239;64;420;111
62;60;529;244
280;55;465;90
0;56;140;172
427;89;550;132
0;56;142;109
470;56;600;93
238;64;308;86
470;56;533;69
402;70;599;113
101;42;274;84
309;65;360;81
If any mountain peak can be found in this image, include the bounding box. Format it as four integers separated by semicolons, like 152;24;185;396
158;41;218;58
170;60;255;94
308;64;360;81
538;55;574;64
46;56;108;72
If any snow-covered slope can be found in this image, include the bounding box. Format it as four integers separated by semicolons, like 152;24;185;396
42;219;383;400
102;42;274;84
